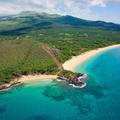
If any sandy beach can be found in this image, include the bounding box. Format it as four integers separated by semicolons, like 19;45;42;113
17;74;58;83
15;44;120;83
63;44;120;71
0;74;57;91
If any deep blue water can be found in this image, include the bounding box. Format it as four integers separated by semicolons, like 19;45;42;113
0;47;120;120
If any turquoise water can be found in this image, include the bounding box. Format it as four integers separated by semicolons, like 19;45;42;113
1;47;120;120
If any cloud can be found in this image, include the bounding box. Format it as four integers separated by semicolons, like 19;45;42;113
0;0;58;15
87;0;120;7
0;0;120;23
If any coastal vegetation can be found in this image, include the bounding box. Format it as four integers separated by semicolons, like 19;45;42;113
57;70;80;80
0;12;120;85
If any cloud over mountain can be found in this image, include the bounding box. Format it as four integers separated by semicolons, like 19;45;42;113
0;0;120;23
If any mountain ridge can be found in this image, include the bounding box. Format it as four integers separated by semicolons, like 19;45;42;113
0;11;119;24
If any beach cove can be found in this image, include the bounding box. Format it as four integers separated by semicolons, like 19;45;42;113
1;44;120;120
1;44;120;91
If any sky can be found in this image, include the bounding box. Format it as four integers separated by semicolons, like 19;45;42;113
0;0;120;23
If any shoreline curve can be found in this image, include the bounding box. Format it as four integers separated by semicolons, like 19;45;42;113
63;44;120;71
1;44;120;91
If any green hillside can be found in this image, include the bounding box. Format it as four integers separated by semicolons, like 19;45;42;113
0;12;120;84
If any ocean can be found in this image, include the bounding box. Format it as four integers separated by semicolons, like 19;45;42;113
0;46;120;120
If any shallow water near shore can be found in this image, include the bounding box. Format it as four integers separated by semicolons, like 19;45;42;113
1;47;120;120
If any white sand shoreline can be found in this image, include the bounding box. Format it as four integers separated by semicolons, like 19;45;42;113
17;74;58;83
0;74;57;91
63;44;120;71
14;44;120;83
